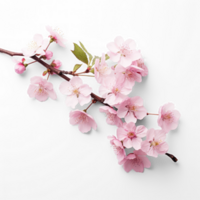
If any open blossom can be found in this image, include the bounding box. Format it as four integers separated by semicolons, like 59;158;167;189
132;58;148;77
123;150;151;173
46;26;66;47
94;53;111;83
22;34;49;57
51;60;62;71
59;76;92;108
115;64;143;89
158;103;180;133
27;76;57;102
117;122;147;149
141;129;168;157
99;77;131;106
13;58;26;74
117;97;147;123
69;110;97;133
107;36;141;67
99;106;123;127
108;135;126;164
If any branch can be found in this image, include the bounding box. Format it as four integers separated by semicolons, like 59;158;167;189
0;48;106;105
0;47;178;163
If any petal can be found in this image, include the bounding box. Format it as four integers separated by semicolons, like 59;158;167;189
35;91;49;102
139;156;151;168
107;52;121;62
70;76;83;88
107;42;119;53
27;84;38;98
125;112;137;123
135;125;147;138
79;84;92;96
132;158;144;173
130;96;143;106
46;89;57;100
65;95;78;108
119;56;132;67
123;159;134;173
59;81;73;95
114;36;124;48
123;138;133;148
33;34;43;46
117;127;128;141
132;138;142;150
78;120;92;133
78;94;91;106
134;106;147;120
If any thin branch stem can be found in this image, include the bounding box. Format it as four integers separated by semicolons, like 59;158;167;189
45;42;51;51
147;113;159;116
165;153;178;162
27;61;37;65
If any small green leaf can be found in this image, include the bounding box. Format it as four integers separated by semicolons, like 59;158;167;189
105;54;110;60
79;41;93;63
90;68;94;74
92;56;101;66
71;43;88;64
73;64;82;72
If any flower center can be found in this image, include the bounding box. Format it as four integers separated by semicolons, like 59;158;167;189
162;112;173;122
150;140;161;147
130;105;137;111
127;132;135;139
73;88;80;97
112;87;120;95
28;41;39;51
53;27;64;36
119;45;132;57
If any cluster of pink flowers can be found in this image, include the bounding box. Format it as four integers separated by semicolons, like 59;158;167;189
11;27;181;173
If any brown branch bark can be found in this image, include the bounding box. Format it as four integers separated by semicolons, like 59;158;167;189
0;47;178;163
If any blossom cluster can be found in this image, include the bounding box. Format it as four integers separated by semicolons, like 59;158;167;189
9;27;181;173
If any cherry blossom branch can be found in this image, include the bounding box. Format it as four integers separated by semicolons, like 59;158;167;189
0;47;178;163
0;48;106;105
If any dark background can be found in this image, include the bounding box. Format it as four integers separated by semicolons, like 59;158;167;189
0;5;186;189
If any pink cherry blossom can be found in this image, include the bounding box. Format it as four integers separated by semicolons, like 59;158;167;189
99;106;123;127
115;64;143;89
123;150;151;173
117;122;147;149
69;110;97;133
46;26;66;47
141;129;168;157
94;53;111;83
45;51;53;60
157;103;181;133
132;58;148;77
22;34;49;57
27;76;57;102
99;77;131;106
59;76;92;108
50;59;63;76
108;135;126;164
13;58;26;74
117;97;147;123
107;36;141;67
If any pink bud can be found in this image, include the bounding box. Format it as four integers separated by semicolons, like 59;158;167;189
15;63;26;74
51;60;62;69
42;70;48;76
45;51;53;60
22;58;25;63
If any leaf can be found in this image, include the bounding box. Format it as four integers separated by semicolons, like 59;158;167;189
72;63;83;72
78;41;93;66
105;54;110;60
90;68;94;74
92;55;101;66
71;43;88;64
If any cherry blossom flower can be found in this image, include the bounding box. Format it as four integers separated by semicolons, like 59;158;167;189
107;36;141;67
22;34;49;57
59;76;92;108
13;58;26;74
69;110;97;133
50;59;63;76
99;77;131;106
115;64;143;89
108;135;126;164
141;129;168;157
117;97;147;123
132;58;148;77
117;122;147;149
123;150;151;173
46;26;66;47
99;106;123;127
94;53;111;83
45;51;53;60
157;103;181;133
27;76;57;102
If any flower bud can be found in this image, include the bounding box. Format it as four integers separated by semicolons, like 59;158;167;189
45;51;53;60
42;70;48;76
15;63;26;74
